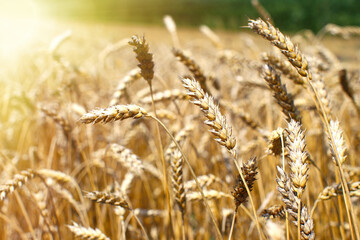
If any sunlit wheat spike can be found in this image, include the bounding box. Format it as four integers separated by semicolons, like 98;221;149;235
0;170;35;200
276;166;315;240
80;105;148;124
328;120;347;165
182;77;236;158
248;17;312;80
286;120;309;199
128;35;154;83
84;191;130;210
67;222;110;240
232;157;258;209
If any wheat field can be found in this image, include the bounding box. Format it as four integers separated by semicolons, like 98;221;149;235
0;15;359;240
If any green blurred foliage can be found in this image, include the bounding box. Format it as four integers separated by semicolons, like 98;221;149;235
35;0;360;32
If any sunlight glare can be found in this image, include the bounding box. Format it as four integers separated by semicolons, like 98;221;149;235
0;0;40;60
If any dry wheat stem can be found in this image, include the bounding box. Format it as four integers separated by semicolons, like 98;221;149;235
148;115;224;240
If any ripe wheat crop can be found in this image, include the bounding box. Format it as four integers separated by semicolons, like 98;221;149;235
0;12;359;240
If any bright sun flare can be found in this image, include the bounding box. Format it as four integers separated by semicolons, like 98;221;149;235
0;0;39;60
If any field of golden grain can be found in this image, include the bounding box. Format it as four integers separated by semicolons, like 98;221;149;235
0;16;359;240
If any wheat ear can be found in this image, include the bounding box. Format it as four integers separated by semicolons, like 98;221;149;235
67;222;110;240
262;52;305;85
80;105;148;124
0;170;35;200
248;18;311;80
182;78;236;158
174;49;209;93
170;149;186;216
128;35;154;84
276;166;315;240
232;157;258;209
263;65;301;123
